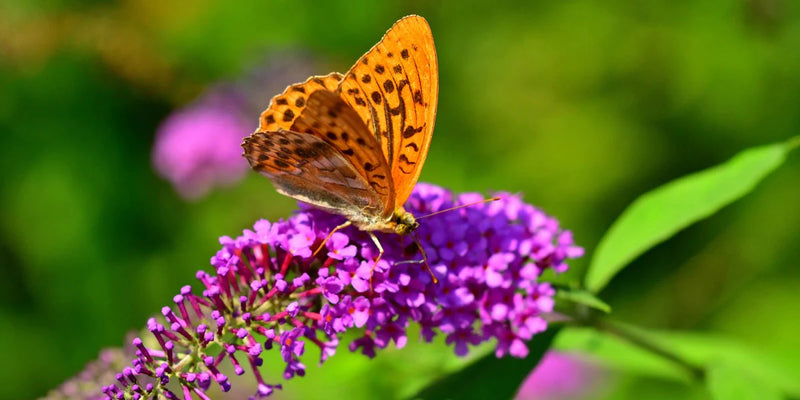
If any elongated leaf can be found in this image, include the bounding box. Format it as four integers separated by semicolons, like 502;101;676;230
586;138;796;292
708;361;784;400
410;328;559;400
553;326;691;382
555;326;800;397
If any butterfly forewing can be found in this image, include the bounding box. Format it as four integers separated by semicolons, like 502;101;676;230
259;73;344;132
290;90;395;218
242;130;385;219
337;15;438;206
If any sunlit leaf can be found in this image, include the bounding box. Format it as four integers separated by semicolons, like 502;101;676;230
707;361;784;400
585;138;797;292
555;326;800;397
554;326;691;382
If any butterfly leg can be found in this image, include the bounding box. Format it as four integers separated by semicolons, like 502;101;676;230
411;233;438;284
367;232;385;294
312;221;353;257
394;234;438;284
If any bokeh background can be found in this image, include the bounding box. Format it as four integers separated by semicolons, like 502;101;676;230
2;0;799;399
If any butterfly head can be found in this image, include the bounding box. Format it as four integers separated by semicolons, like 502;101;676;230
393;209;419;235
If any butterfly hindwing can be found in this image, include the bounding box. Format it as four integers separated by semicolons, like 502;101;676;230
337;15;438;206
290;89;395;218
242;130;385;219
259;73;344;132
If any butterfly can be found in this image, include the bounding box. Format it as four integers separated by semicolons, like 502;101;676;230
241;15;438;274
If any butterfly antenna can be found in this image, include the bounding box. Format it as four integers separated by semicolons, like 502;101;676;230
416;196;502;220
411;233;438;284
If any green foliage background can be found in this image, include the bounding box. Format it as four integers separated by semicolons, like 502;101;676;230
1;0;798;399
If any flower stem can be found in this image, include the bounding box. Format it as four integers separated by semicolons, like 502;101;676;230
590;318;706;381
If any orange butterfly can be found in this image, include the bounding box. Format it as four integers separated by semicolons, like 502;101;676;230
242;15;438;272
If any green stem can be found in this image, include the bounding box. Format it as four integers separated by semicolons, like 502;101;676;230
590;317;706;381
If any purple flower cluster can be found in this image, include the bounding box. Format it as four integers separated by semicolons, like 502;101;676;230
103;183;582;399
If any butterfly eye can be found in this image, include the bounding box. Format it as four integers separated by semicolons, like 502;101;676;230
393;212;419;235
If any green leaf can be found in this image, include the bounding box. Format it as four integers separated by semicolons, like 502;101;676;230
661;333;800;397
585;138;797;292
556;288;612;313
409;328;559;400
554;326;692;382
554;326;800;397
707;361;784;400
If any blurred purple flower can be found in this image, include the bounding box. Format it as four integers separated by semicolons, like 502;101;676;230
152;52;317;199
152;93;251;199
100;183;582;399
515;351;604;400
43;336;138;400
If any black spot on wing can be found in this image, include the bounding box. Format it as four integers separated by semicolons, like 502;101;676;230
398;79;409;92
402;125;423;138
294;147;315;158
399;154;416;165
